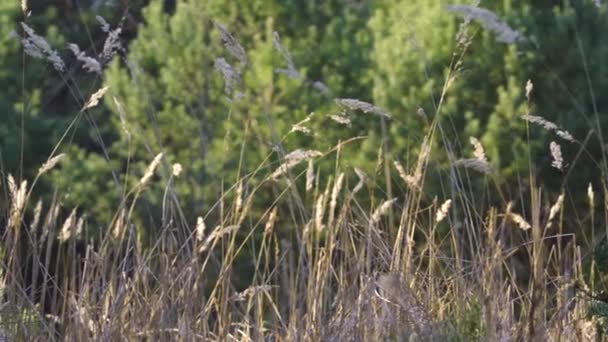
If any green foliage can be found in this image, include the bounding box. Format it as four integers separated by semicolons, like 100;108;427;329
369;1;608;198
84;0;374;226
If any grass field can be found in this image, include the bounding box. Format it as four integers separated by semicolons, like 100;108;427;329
2;2;608;341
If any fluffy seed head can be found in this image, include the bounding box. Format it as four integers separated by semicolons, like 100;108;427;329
82;86;109;111
445;5;522;44
329;113;352;126
20;23;65;72
525;79;533;100
68;43;102;74
547;194;564;223
38;153;66;175
435;199;452;223
58;208;78;242
214;21;247;65
550;141;563;170
335;98;391;119
370;198;397;227
195;216;206;241
140;153;164;187
588;183;595;209
306;160;314;192
271;149;322;180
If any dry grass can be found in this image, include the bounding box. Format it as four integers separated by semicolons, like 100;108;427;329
1;94;602;341
2;5;607;341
